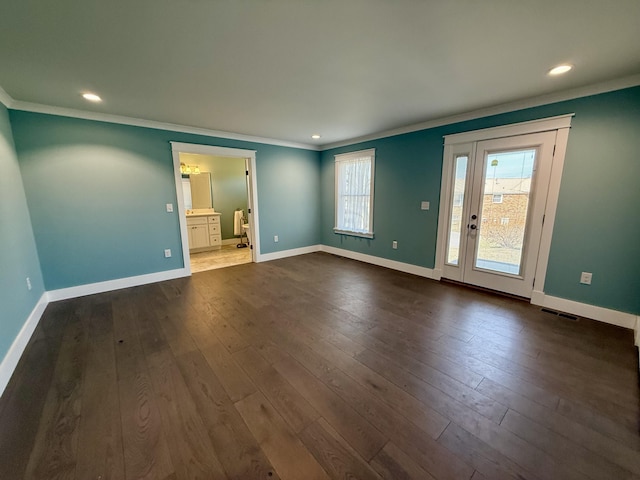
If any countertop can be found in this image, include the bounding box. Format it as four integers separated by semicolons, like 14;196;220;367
186;210;221;217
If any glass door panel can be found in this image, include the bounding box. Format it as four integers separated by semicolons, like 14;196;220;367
474;149;536;276
452;130;557;298
446;155;468;266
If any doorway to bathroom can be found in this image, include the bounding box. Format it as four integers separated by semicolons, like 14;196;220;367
170;142;259;274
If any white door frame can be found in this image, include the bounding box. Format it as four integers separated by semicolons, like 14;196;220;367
170;142;260;274
434;114;573;299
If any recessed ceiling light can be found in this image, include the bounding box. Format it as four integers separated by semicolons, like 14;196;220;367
82;92;102;102
311;134;321;139
548;64;573;76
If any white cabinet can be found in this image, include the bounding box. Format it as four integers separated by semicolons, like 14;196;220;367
190;224;210;249
187;214;222;251
207;215;222;248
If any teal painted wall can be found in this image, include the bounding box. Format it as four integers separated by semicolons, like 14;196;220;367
257;146;321;252
321;130;443;267
10;111;321;290
0;104;45;363
543;88;640;315
321;86;640;315
186;155;248;240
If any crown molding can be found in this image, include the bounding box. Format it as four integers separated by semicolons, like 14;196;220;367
320;73;640;150
8;99;319;151
4;73;640;152
0;85;14;109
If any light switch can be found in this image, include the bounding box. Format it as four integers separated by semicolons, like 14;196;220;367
164;249;172;258
421;201;430;210
166;203;174;213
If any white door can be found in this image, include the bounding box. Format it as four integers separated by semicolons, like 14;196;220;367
440;131;557;297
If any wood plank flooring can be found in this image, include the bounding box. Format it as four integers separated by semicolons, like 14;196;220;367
1;252;638;480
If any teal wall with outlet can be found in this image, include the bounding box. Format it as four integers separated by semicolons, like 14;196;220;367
0;104;45;363
542;88;640;315
10;111;321;291
321;86;640;315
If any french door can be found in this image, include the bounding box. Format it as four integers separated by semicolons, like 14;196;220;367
439;130;558;297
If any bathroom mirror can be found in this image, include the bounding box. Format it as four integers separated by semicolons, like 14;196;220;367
182;173;213;210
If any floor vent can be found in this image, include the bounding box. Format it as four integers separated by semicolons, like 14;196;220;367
541;308;579;321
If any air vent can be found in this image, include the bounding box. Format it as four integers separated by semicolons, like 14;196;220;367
541;308;579;322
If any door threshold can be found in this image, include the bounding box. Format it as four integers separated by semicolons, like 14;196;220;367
440;278;530;302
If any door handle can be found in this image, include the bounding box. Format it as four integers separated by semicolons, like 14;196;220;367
469;224;477;230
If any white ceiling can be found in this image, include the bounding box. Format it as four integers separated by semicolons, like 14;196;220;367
1;0;639;148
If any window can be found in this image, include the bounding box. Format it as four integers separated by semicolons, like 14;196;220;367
492;194;503;203
453;192;464;207
501;217;509;225
334;149;375;238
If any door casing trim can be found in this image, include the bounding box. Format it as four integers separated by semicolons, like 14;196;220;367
170;142;260;273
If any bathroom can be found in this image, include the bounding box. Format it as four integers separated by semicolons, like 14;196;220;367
180;152;252;272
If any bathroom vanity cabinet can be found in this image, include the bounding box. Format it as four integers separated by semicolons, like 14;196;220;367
187;213;222;251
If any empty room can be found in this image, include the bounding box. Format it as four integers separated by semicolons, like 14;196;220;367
1;1;639;479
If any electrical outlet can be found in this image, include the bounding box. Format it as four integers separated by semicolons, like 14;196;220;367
164;249;172;258
421;201;430;210
26;277;32;290
166;203;174;213
274;235;279;243
580;272;592;285
392;240;398;249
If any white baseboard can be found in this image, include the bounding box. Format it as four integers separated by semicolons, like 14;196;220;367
0;293;49;397
256;245;321;263
47;268;190;302
531;290;638;332
320;245;436;279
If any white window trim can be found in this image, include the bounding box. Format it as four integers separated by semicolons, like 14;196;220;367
334;148;376;238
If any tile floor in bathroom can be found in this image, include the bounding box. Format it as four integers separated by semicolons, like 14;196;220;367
190;244;252;273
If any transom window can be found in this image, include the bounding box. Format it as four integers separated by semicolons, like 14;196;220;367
334;148;375;238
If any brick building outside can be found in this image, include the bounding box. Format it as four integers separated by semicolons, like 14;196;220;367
480;177;531;249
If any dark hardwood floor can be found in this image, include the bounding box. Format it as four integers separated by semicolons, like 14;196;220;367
1;252;638;480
